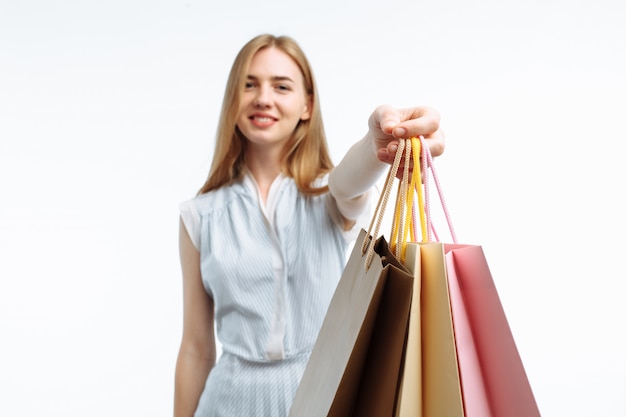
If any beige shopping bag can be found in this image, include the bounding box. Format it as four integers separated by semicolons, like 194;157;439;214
416;241;464;417
393;137;463;417
394;243;464;417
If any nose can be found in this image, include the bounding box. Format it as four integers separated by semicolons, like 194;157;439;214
253;84;272;108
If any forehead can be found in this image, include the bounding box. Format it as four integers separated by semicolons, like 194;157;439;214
247;47;304;81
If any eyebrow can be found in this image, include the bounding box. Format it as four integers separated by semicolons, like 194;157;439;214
246;75;295;83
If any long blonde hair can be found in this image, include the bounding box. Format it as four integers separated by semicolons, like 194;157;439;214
198;34;333;196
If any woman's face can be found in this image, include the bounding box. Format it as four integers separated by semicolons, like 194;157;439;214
236;47;311;151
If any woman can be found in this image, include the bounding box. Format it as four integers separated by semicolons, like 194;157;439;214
174;34;444;416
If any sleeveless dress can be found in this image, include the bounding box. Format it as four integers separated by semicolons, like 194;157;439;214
180;173;365;416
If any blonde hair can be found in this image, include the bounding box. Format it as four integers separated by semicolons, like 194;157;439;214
198;34;333;196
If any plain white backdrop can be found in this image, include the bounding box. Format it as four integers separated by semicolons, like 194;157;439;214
1;0;625;415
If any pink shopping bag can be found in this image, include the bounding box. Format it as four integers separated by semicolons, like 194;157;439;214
415;136;541;417
445;244;541;417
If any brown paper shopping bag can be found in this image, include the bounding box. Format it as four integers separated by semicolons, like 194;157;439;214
289;140;415;417
350;234;414;417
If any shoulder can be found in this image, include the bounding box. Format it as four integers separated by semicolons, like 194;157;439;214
181;181;249;217
179;182;249;251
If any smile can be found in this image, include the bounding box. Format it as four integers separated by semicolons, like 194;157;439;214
252;116;275;123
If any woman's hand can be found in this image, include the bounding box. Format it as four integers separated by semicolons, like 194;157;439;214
368;105;445;164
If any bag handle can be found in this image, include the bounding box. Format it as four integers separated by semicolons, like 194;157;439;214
390;137;426;262
361;135;457;269
362;138;407;270
414;135;458;244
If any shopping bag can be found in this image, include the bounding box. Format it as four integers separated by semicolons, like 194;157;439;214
416;136;541;417
289;140;414;417
392;137;463;417
349;234;414;417
444;250;490;416
446;245;541;417
396;242;465;417
417;241;465;416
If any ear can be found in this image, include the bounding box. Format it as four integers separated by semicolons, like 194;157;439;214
300;95;312;121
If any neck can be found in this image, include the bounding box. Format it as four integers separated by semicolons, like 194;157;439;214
246;148;282;202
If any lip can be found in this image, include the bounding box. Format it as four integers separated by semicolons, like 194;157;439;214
249;112;277;121
248;112;278;127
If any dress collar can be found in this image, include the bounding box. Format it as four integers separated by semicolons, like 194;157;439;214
243;172;287;224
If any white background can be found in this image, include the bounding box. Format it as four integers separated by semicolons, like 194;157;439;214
1;0;625;415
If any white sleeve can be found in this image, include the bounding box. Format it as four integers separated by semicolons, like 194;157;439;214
326;185;380;242
328;135;388;221
179;199;201;251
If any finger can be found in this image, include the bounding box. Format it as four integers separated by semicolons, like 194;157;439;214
377;147;420;179
391;106;441;138
376;142;398;164
377;131;445;163
421;129;445;157
376;141;415;165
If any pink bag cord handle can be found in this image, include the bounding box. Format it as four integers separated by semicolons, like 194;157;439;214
412;135;458;244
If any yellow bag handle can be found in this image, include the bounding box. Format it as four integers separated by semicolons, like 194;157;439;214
413;137;427;242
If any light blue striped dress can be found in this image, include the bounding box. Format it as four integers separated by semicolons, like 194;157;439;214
180;173;365;417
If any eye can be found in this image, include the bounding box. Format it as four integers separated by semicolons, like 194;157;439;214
244;81;256;89
276;84;291;92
